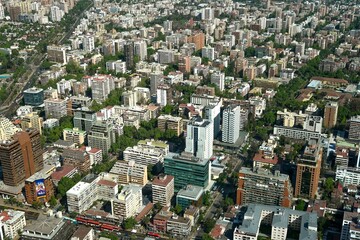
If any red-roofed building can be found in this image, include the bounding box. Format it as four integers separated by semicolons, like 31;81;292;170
153;207;172;233
51;166;78;186
97;179;118;200
307;199;326;217
135;202;153;222
152;174;174;207
0;210;26;239
253;153;279;169
210;224;225;239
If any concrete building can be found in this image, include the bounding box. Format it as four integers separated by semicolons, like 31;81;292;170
88;121;115;153
167;215;192;237
23;87;44;106
21;112;43;135
0;210;26;240
158;115;183;136
73;108;97;132
156;84;172;107
236;167;292;208
88;75;115;103
336;166;360;186
348;115;360;140
47;45;67;64
233;204;317;240
202;46;215;61
152;174;174;207
150;72;163;96
134;40;147;61
340;211;360;240
25;165;55;204
222;105;241;144
63;128;86;145
111;184;142;219
44;98;67;119
324;102;338;129
185;116;213;160
0;117;20;141
295;140;322;199
273;126;321;140
164;152;210;191
176;185;204;209
204;101;221;138
106;60;126;74
158;49;175;64
124;41;134;69
62;148;91;174
0;129;43;186
211;71;225;91
110;161;148;186
124;140;169;167
70;226;94;240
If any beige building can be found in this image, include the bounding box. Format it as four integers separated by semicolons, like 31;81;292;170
152;174;174;207
0;117;20;141
63;128;86;145
111;184;142;220
0;210;26;240
323;102;338;129
21;112;43;135
110;161;148;186
158;115;183;136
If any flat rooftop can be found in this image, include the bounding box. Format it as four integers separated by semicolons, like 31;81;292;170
177;185;204;200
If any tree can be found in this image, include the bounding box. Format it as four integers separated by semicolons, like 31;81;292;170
123;217;137;230
202;234;214;240
49;196;57;208
295;199;306;211
173;204;182;215
203;191;211;206
203;218;216;233
31;201;43;209
147;164;154;180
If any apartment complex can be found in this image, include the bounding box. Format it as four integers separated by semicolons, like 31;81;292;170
47;45;67;64
185;116;213;160
236;167;292;208
164;152;210;191
0;129;43;186
88;121;115;153
21;112;43;135
0;117;20;141
0;210;26;240
152;174;174;207
323;101;338;128
158;115;183;136
295;139;322;199
123;140;169;166
44;98;67;119
348;115;360;140
111;184;142;219
110;160;148;186
233;204;317;240
73;108;97;132
83;74;115;103
336;166;360;186
23;87;44;106
62;148;91;173
222;105;241;143
63;128;86;145
340;212;360;240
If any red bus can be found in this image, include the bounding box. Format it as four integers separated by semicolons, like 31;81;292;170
147;232;161;238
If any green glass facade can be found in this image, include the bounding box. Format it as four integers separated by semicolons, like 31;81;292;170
164;153;210;191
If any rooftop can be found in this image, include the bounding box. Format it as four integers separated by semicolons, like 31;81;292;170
177;185;204;200
152;174;174;187
51;166;77;181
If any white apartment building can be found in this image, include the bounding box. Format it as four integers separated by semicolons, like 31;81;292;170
152;174;174;207
202;46;215;61
341;212;360;240
185;116;213;160
211;71;225;91
0;210;26;240
84;75;115;103
222;105;241;144
44;98;67;119
82;35;95;52
134;41;147;61
106;60;127;74
111;184;142;219
124;140;169;166
0;117;20;141
336;166;360;186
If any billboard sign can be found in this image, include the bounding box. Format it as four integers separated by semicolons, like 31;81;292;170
35;179;46;198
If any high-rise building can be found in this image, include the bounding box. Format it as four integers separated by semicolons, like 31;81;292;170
158;115;183;136
124;41;134;69
323;102;338;128
73;107;96;132
0;129;43;186
44;98;67;119
210;71;225;91
201;46;215;61
185;116;213;160
0;117;20;141
47;45;67;64
336;166;360;186
156;84;172;107
150;72;163;95
152;174;174;207
111;184;142;219
204;101;221;138
176;185;204;209
295;139;322;199
201;7;214;21
88;121;115;153
82;35;95;52
236;167;292;207
0;3;5;20
134;40;147;61
23;87;44;106
163;20;172;32
62;148;91;173
157;49;175;64
222;105;241;144
164;152;210;191
89;75;115;103
188;32;205;51
21;112;43;135
348;115;360;140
